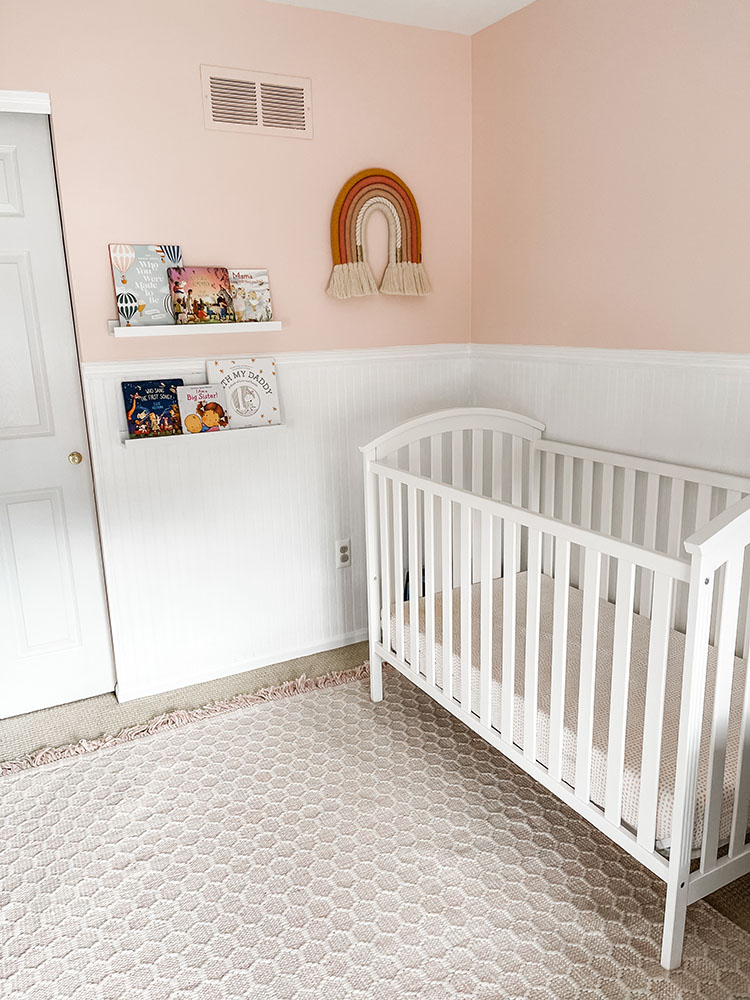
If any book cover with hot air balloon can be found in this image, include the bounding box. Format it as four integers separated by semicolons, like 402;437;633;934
110;244;182;327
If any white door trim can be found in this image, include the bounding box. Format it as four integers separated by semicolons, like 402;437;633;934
0;91;51;115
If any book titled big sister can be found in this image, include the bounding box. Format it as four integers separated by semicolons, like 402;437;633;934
176;384;231;434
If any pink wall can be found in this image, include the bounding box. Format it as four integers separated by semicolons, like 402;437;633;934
0;0;471;362
472;0;750;353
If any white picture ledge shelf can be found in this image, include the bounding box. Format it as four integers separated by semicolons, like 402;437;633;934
108;319;283;338
121;424;286;447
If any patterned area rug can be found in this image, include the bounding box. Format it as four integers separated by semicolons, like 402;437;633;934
2;667;749;999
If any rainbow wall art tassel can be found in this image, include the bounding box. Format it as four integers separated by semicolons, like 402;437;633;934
326;168;432;299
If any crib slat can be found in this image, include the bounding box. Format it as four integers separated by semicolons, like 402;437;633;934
393;482;405;662
638;473;660;614
621;468;636;543
562;456;574;525
729;634;750;857
501;519;518;743
491;435;504;578
511;439;522;572
460;503;472;712
580;459;594;530
637;573;673;851
701;556;744;871
575;548;602;801
511;437;522;506
472;431;483;584
549;538;571;783
472;430;484;495
542;452;556;574
430;436;443;589
529;445;542;513
604;559;636;827
667;479;685;557
441;498;453;701
480;511;493;728
424;493;436;687
491;431;504;501
452;431;464;588
600;464;614;601
696;482;713;532
524;527;542;763
577;458;594;588
408;485;420;675
430;434;443;484
378;475;392;654
452;430;464;488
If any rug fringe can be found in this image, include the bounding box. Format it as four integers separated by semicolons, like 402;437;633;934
1;663;371;777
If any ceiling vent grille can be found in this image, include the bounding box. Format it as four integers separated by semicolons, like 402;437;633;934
201;65;312;139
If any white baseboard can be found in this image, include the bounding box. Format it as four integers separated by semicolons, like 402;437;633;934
114;629;369;704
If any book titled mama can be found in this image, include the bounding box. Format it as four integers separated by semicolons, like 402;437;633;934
176;384;230;434
206;358;280;428
121;380;183;438
228;269;273;322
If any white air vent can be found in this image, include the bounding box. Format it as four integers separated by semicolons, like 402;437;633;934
201;65;312;139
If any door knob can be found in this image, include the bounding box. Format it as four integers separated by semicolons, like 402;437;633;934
68;451;83;465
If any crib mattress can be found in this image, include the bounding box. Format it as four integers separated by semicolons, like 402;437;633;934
387;572;748;851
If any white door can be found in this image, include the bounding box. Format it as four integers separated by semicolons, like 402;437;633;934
0;109;114;718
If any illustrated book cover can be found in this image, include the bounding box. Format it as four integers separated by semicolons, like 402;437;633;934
206;357;280;428
167;267;236;324
176;384;231;434
121;380;184;438
228;269;273;322
110;244;182;327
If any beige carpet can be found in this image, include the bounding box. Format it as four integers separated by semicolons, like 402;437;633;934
2;668;749;999
0;641;368;760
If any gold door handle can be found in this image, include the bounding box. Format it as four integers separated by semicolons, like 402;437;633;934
68;451;83;465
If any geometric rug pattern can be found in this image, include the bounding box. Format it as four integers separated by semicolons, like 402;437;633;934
2;669;749;999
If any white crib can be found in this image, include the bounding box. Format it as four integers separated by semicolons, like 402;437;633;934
361;407;750;970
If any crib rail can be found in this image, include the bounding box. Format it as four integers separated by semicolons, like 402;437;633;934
535;437;750;653
368;458;693;861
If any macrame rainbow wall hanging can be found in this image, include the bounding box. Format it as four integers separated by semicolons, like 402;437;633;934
327;168;432;299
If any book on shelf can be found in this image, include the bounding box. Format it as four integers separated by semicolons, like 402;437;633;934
121;380;184;438
167;267;235;324
228;269;273;322
176;384;231;434
110;244;182;327
206;357;281;428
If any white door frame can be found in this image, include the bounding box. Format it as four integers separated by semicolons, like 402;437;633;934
0;87;118;705
0;91;51;115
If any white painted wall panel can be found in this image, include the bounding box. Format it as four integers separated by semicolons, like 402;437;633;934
83;343;750;703
83;346;470;701
471;347;750;479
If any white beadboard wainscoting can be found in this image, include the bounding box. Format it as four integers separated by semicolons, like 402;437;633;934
82;343;750;702
82;346;471;701
471;346;750;479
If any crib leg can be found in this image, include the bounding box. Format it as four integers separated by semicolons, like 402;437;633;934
661;878;688;970
369;650;384;703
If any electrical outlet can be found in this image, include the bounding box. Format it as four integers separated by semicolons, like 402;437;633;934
336;538;351;569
